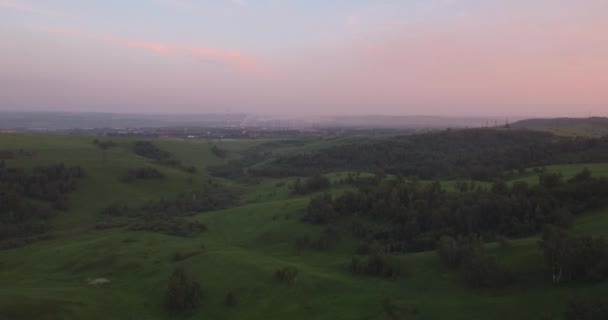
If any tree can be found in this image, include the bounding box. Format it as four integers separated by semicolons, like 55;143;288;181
93;139;116;162
164;267;202;313
539;226;608;284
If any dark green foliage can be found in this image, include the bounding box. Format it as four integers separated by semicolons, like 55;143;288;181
133;141;170;161
0;149;36;160
207;161;244;179
252;129;608;179
350;252;398;278
302;193;336;224
132;141;196;173
497;235;511;251
92;139;116;149
563;296;608;320
207;139;315;179
225;292;237;307
274;266;298;285
211;145;227;158
461;250;512;288
437;236;512;288
293;227;339;253
98;181;236;237
379;298;400;320
93;139;116;162
304;169;608;253
164;268;202;314
172;249;204;262
292;175;330;195
129;218;207;237
0;234;54;250
539;226;608;284
0;163;84;243
294;235;311;254
436;236;481;269
120;167;164;183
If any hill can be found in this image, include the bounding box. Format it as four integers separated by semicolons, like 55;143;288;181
1;130;607;319
512;117;608;137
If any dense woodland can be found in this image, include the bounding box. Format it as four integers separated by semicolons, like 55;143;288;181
305;169;608;252
251;129;608;179
0;162;84;246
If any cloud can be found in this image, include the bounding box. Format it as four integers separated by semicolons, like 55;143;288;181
0;0;65;16
39;25;262;73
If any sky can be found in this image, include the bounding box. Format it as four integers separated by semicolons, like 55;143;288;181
1;0;607;117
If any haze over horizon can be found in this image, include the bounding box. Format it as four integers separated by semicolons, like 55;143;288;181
1;0;607;117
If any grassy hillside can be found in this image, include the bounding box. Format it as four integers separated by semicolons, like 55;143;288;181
0;133;607;320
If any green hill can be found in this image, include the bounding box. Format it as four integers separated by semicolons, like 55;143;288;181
1;132;607;320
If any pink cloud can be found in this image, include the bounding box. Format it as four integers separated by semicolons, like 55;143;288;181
38;25;261;73
188;46;258;71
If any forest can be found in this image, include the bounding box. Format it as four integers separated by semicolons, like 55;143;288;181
251;130;608;179
0;162;84;246
305;169;608;252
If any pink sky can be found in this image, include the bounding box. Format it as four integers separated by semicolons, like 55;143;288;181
0;0;607;116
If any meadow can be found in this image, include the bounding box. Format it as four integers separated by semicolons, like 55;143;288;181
0;133;607;320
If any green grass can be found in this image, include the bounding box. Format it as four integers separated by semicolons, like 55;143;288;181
1;133;607;320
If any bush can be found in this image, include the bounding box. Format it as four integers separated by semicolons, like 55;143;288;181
164;268;202;313
274;266;298;285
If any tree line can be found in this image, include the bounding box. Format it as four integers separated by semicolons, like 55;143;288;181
132;141;197;173
251;129;608;180
97;181;237;237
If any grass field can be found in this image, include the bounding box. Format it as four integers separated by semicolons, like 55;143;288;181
0;133;607;320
